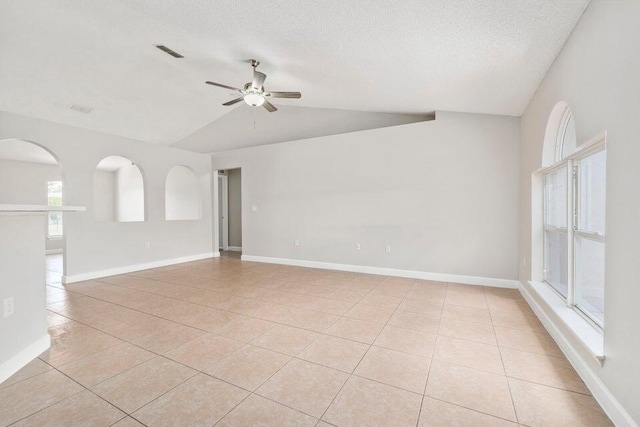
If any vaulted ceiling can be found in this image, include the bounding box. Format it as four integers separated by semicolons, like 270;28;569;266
0;0;590;151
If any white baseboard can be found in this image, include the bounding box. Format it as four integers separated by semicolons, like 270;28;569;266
519;282;638;427
0;334;50;385
62;252;218;284
240;255;519;289
226;246;242;252
45;249;63;255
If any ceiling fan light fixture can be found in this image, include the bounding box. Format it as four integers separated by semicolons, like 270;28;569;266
244;93;265;107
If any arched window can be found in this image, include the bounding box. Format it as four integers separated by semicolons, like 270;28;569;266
94;156;145;222
165;166;202;220
555;108;576;161
542;102;577;167
536;104;606;328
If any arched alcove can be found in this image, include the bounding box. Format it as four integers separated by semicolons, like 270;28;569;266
94;155;146;222
0;138;66;273
0;139;64;230
165;165;202;220
542;101;577;167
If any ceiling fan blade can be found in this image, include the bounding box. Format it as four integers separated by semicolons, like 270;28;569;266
267;91;302;99
252;71;266;89
263;100;278;112
223;97;244;106
205;81;242;92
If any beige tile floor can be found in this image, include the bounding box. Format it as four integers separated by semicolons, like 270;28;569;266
0;253;613;426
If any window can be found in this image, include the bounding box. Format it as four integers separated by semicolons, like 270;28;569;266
574;148;606;325
542;143;606;328
47;181;63;237
555;109;576;161
544;165;569;297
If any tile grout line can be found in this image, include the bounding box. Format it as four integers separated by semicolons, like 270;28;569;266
33;258;602;426
487;288;520;425
6;357;135;427
215;276;386;425
45;282;581;397
314;277;413;424
414;280;448;427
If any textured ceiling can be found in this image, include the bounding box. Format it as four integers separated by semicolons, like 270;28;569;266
0;0;590;148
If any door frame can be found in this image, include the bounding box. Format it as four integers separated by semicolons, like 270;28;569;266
218;174;229;250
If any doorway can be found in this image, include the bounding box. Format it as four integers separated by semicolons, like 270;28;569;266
217;173;228;250
217;168;242;253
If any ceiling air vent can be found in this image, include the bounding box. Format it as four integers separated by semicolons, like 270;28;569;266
155;45;184;58
70;104;92;114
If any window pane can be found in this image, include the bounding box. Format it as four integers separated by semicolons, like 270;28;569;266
545;230;568;298
578;150;606;234
545;166;567;227
47;181;63;237
48;211;63;237
575;237;605;326
47;181;63;206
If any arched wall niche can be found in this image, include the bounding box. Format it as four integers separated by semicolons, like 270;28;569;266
94;155;146;222
165;165;202;221
0;138;64;205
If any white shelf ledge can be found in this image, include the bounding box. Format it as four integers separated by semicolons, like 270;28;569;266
0;204;86;213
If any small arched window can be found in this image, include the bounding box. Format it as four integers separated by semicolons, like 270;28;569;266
542;102;577;167
165;166;202;221
94;156;146;222
555;108;576;161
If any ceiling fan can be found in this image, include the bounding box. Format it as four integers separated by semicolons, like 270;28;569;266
205;59;301;112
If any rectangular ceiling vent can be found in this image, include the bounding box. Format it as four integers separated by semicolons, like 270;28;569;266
70;104;92;114
155;45;184;58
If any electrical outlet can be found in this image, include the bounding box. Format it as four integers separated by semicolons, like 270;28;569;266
3;297;14;318
385;244;392;254
355;243;361;251
523;257;527;267
251;205;258;212
294;239;299;247
145;242;151;249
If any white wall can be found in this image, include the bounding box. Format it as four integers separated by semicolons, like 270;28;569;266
0;214;48;372
227;168;242;248
0;111;214;280
0;158;63;251
165;165;202;221
93;170;115;222
115;163;145;222
212;111;520;282
519;1;640;424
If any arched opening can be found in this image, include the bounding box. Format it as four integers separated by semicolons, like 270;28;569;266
165;165;202;221
94;155;146;222
0;138;66;282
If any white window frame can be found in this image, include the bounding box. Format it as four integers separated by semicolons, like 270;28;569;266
539;134;606;331
554;108;574;162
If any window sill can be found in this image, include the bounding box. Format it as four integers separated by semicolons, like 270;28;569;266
528;281;605;365
47;236;63;240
